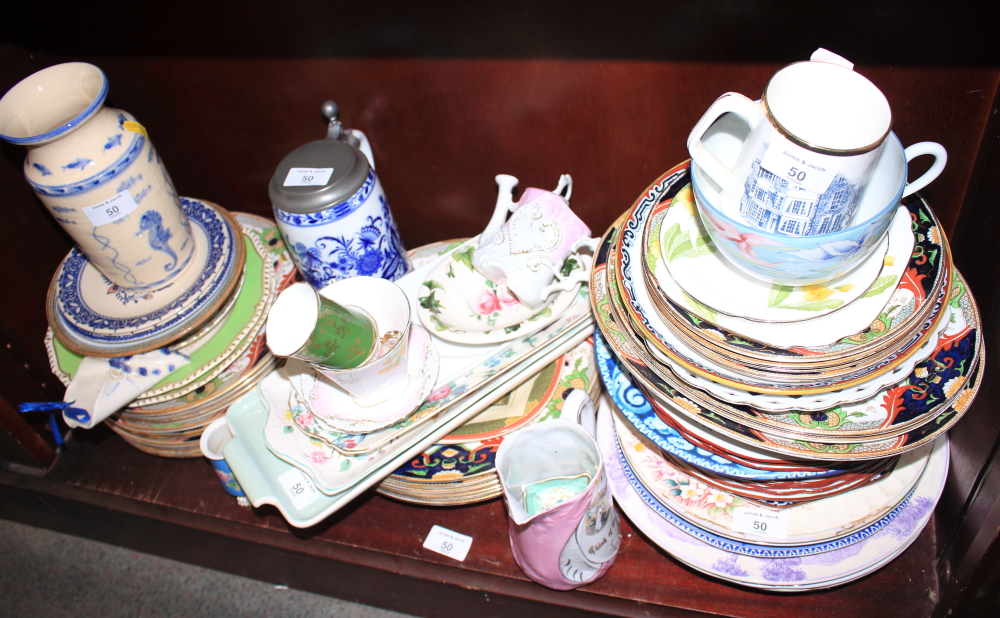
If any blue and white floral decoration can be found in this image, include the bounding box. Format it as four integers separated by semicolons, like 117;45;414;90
288;194;409;289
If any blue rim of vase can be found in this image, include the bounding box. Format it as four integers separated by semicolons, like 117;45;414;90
612;420;920;557
0;64;110;146
690;132;907;242
55;197;236;343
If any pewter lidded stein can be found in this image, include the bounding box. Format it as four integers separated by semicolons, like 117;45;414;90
269;102;410;289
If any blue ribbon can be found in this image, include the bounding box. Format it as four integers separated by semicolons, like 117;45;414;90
18;401;91;424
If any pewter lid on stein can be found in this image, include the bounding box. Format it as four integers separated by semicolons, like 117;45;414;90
268;138;371;214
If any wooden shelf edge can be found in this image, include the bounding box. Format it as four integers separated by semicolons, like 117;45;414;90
0;468;715;618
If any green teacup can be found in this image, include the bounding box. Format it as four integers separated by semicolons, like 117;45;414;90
265;282;377;369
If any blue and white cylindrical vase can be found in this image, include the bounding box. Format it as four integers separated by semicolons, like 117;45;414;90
269;134;410;289
0;63;194;291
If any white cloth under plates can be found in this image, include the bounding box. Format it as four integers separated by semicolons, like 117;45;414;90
62;349;190;429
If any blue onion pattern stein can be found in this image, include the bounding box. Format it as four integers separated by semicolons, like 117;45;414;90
269;102;410;289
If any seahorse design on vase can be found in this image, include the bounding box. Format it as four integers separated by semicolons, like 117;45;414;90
137;210;178;271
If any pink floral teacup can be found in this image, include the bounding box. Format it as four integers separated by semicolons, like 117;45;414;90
472;174;595;309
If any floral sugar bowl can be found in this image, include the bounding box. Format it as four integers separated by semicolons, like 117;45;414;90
269;101;410;289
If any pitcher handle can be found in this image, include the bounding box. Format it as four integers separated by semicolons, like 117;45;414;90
562;389;596;438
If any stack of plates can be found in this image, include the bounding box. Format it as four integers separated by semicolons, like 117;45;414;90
46;211;297;457
220;239;596;527
46;198;246;358
377;336;602;506
591;161;984;590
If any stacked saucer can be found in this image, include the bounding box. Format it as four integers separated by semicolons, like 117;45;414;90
377;337;601;505
46;211;296;457
591;161;984;589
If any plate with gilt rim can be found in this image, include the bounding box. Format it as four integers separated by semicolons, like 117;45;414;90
641;185;945;360
600;394;950;589
612;165;952;396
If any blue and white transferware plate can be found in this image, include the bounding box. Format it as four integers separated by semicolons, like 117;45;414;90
48;197;244;356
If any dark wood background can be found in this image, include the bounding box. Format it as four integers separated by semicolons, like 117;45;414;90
2;3;999;615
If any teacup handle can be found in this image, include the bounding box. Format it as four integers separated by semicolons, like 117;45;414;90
539;266;589;300
686;92;762;189
538;237;596;302
562;389;596;438
902;142;947;198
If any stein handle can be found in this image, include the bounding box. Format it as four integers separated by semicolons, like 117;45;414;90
902;142;947;197
686;93;761;190
562;389;596;438
350;129;376;171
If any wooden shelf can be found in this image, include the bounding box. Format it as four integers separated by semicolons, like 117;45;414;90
0;425;939;618
3;7;999;613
